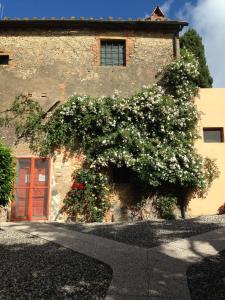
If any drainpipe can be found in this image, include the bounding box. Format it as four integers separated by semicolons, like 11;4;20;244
173;25;182;59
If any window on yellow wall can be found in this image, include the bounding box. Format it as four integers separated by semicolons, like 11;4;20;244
0;55;9;65
203;128;224;143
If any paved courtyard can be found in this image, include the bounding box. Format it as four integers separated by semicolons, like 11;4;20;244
1;216;225;300
52;215;225;248
0;228;112;300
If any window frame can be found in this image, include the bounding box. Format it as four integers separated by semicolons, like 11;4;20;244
100;39;126;67
203;127;224;143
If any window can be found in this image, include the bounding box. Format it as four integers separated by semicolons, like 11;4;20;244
100;40;126;66
0;55;9;65
203;128;224;143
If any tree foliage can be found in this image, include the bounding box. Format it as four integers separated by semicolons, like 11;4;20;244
180;29;213;88
1;50;219;219
0;140;15;207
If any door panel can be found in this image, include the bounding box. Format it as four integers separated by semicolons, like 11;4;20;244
16;159;31;186
32;188;48;218
14;159;31;219
34;159;49;187
32;159;49;218
15;188;29;218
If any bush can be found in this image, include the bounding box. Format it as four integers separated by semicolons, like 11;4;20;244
62;169;110;223
218;203;225;215
0;140;15;207
154;196;177;220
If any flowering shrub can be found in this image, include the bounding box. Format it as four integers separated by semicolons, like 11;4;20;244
2;50;219;219
218;203;225;215
62;169;110;222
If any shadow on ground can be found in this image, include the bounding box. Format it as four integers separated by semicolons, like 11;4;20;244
51;216;225;299
2;216;225;300
52;215;225;248
0;228;113;300
187;248;225;300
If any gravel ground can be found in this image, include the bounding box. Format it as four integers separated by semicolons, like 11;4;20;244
53;215;225;248
0;228;112;300
187;249;225;300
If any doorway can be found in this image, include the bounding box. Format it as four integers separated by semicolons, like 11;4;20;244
11;157;51;221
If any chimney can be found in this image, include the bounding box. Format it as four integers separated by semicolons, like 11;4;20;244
145;6;166;21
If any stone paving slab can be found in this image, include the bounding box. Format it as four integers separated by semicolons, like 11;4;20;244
149;278;190;299
146;254;188;281
2;222;225;300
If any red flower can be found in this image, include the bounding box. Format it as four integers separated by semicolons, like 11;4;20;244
71;182;85;190
71;182;77;190
78;183;85;190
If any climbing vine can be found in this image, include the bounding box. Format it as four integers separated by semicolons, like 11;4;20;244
1;50;219;220
62;169;110;222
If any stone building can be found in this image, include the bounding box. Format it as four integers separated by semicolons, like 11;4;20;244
0;7;188;221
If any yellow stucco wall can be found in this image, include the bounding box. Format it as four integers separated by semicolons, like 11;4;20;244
189;88;225;216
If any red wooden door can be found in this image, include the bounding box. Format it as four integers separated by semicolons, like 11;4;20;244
12;158;50;221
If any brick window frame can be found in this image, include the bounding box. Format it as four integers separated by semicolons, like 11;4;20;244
100;40;126;66
203;127;224;143
93;37;135;67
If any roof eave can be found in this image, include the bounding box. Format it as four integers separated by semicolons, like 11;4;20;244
0;19;188;32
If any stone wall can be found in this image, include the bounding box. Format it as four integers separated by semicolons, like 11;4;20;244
50;150;85;221
0;206;7;223
0;29;174;110
0;27;177;222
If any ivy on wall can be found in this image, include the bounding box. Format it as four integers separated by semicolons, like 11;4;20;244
1;50;219;220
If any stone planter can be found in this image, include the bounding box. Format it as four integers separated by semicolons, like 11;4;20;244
0;206;8;223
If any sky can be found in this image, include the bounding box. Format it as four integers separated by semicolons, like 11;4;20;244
0;0;224;87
